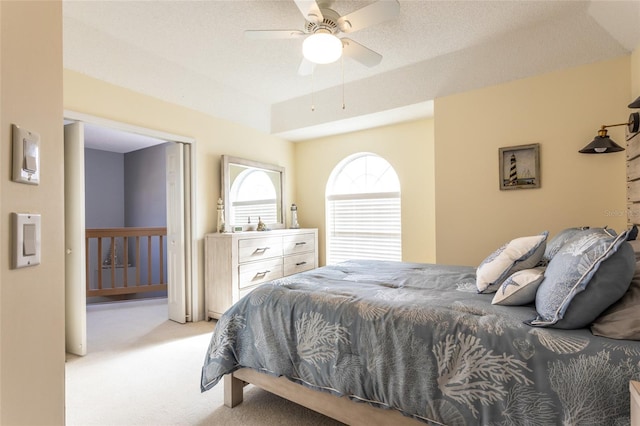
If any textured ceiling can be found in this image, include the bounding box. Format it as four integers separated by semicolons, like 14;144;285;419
63;0;640;142
81;123;168;153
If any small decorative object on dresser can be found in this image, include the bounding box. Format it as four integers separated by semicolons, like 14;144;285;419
499;143;540;190
256;217;268;231
290;203;299;229
216;198;226;233
204;228;318;320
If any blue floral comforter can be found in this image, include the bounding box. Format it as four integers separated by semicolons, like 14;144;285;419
201;260;640;425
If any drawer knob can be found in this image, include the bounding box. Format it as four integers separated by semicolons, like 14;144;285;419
295;242;306;246
254;247;270;253
296;261;307;266
255;270;271;277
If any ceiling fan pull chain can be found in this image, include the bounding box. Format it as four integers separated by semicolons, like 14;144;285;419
342;55;346;110
311;67;315;112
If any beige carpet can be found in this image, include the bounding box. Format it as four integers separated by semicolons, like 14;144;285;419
65;298;344;426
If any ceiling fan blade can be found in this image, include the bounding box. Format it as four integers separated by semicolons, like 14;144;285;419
337;0;400;33
298;58;316;76
341;38;382;67
294;0;323;24
245;30;306;40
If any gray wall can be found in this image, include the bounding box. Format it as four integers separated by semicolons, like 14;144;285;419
124;143;171;227
84;143;170;228
84;148;125;228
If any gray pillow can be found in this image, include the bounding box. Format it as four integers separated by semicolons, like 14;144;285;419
528;230;634;329
590;261;640;340
628;239;640;261
541;227;590;263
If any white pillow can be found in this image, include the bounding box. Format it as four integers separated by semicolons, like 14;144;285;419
476;232;548;293
492;267;545;305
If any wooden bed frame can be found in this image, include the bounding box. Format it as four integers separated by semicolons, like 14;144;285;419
224;368;427;425
631;381;640;426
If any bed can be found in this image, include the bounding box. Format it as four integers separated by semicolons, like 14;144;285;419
201;227;640;425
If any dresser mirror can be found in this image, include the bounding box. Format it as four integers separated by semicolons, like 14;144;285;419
221;155;285;230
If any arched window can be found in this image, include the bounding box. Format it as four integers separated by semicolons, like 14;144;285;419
325;153;401;264
230;169;277;225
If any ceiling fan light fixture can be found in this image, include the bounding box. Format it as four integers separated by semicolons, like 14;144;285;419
302;31;342;64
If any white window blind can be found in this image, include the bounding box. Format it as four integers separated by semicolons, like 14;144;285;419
325;153;401;265
327;192;401;263
232;200;277;225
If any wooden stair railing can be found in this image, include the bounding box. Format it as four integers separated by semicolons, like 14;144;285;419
85;227;167;297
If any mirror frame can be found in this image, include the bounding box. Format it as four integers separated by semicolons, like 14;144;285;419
221;155;286;230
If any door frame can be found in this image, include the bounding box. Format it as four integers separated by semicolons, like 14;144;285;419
63;110;200;322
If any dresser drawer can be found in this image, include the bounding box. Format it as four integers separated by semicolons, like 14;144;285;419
238;237;283;263
238;258;283;289
283;233;315;255
284;252;315;276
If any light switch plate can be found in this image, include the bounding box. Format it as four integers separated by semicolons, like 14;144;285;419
12;124;40;185
12;213;41;269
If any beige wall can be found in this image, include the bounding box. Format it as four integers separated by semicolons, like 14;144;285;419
0;2;3;416
63;70;295;320
632;43;640;99
295;56;633;268
1;1;65;424
434;56;631;266
294;119;436;265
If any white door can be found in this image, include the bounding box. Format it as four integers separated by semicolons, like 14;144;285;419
166;143;187;323
64;122;87;356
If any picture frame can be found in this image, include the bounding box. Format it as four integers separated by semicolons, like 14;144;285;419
499;143;540;190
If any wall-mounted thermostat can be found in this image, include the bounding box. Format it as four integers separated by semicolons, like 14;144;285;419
12;124;40;185
12;212;41;269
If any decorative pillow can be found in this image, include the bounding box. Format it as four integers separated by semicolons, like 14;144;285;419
476;232;548;294
590;261;640;340
628;239;640;261
492;267;545;306
528;230;635;329
541;227;590;264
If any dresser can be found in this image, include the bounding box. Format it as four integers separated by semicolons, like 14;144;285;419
204;228;318;320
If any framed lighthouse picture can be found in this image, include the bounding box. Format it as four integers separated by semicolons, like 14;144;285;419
499;143;540;190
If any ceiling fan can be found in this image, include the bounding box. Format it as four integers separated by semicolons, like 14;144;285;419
245;0;400;75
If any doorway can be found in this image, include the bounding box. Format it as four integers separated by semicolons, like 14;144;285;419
64;113;197;356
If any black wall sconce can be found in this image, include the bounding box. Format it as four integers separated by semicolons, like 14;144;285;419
579;112;640;154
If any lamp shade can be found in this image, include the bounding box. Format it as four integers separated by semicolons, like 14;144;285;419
629;96;640;109
303;32;342;64
579;134;624;154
